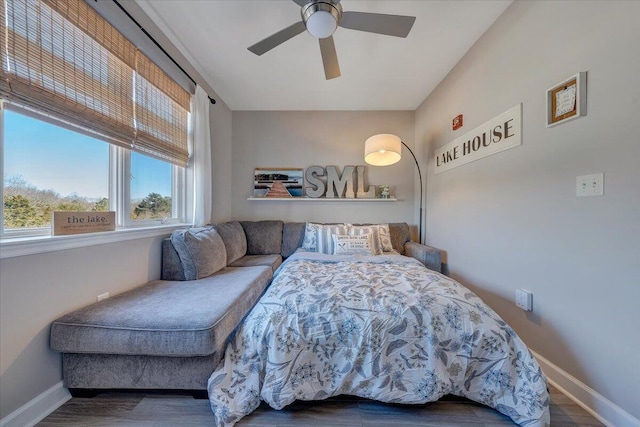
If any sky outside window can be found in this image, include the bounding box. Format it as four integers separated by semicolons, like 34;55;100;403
4;110;108;199
131;151;172;202
4;110;171;200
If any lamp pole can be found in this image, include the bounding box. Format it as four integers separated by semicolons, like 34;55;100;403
401;141;423;244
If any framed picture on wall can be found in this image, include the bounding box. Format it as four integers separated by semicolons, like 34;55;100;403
546;72;587;127
253;168;304;198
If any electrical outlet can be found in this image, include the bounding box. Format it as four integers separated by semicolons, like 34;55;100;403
515;289;532;312
576;173;604;197
97;292;110;302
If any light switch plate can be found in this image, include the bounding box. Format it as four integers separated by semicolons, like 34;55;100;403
576;173;604;197
515;289;533;311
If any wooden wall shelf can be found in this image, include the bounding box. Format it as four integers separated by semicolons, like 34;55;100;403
247;197;397;202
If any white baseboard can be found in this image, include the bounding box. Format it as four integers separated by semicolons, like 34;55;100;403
532;350;640;427
0;381;71;427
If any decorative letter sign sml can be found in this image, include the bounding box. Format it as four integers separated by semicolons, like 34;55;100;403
304;165;376;199
434;103;522;174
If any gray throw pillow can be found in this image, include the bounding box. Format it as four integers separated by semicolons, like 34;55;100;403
214;221;247;265
282;222;306;258
240;220;283;255
240;221;283;255
170;227;227;280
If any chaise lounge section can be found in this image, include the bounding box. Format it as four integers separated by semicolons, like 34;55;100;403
50;221;443;395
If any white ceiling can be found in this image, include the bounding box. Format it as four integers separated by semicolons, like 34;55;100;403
136;0;511;111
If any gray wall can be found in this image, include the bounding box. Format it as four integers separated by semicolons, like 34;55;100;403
0;88;231;427
416;0;640;420
231;111;420;233
0;236;164;417
0;0;236;416
0;101;234;423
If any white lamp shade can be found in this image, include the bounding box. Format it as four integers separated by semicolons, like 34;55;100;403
364;134;402;166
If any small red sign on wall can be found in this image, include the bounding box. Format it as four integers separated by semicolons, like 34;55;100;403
452;114;463;130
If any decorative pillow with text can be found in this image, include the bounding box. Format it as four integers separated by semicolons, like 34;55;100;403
332;234;375;255
347;225;384;255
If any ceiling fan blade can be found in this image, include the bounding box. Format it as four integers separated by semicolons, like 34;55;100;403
319;36;340;80
248;21;306;56
340;11;416;38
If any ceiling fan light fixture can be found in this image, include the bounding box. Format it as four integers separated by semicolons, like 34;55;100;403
302;1;342;39
306;11;337;38
248;0;416;80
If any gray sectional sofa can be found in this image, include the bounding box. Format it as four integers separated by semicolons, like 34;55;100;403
50;221;443;396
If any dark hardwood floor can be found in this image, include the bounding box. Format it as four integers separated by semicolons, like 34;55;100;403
38;384;604;426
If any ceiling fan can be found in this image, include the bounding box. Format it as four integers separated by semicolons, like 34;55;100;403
248;0;416;80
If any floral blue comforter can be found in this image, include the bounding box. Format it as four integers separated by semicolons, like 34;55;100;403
208;252;550;426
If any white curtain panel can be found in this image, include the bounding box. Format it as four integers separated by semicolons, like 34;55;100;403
190;85;212;226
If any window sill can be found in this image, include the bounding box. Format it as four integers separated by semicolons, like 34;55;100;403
0;224;190;259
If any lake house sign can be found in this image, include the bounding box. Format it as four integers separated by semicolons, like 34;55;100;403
434;103;522;174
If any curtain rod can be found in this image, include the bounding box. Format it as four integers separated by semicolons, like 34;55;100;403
111;0;216;105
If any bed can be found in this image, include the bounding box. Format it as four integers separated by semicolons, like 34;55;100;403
207;251;550;426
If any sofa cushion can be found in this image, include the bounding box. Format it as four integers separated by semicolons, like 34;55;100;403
229;254;282;272
62;353;218;390
161;239;186;281
282;222;305;258
214;221;247;265
50;266;273;357
388;222;411;254
240;220;283;255
171;227;227;280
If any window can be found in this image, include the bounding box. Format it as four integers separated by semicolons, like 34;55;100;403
0;0;192;240
1;103;186;238
2;109;109;233
130;152;173;222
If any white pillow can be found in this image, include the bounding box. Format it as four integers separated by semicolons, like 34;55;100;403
315;224;349;254
376;223;394;252
347;225;384;255
302;222;322;250
333;234;375;255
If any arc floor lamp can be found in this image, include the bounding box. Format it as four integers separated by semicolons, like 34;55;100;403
364;134;423;244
